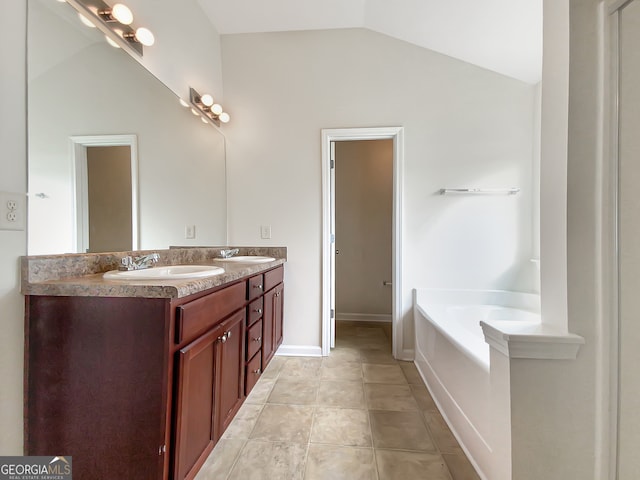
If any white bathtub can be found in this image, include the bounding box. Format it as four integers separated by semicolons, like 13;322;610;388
413;289;540;480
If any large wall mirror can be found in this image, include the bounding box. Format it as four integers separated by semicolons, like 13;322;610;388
28;0;227;255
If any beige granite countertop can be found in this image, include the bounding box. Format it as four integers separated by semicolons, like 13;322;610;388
21;247;286;299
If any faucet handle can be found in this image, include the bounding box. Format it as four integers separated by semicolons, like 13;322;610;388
119;256;133;270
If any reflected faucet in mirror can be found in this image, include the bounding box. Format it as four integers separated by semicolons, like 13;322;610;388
219;248;239;259
119;252;159;270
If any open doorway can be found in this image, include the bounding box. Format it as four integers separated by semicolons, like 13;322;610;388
71;135;139;253
334;140;393;346
321;127;404;358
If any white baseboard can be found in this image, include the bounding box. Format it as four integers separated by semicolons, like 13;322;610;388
275;345;323;357
397;348;415;362
336;312;392;323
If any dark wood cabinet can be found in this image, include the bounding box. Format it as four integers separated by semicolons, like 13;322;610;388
25;296;168;480
262;281;284;368
24;265;283;480
174;326;219;480
214;310;245;438
173;309;245;480
244;266;284;396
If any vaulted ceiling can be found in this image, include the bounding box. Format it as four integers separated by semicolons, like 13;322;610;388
197;0;542;84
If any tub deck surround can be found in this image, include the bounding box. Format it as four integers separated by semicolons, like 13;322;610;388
480;319;585;360
21;247;286;298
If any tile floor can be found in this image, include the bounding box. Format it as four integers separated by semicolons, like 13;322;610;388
195;321;480;480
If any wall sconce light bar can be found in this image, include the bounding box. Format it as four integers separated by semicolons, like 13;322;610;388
66;0;154;56
189;87;230;126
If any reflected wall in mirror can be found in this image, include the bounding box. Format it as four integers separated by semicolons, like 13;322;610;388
28;0;227;255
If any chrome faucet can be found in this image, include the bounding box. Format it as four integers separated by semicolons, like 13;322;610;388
219;248;239;259
119;252;160;271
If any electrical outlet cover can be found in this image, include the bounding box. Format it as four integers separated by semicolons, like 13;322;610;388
0;191;26;231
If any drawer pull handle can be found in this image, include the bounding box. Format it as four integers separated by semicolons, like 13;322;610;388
253;308;262;314
253;368;261;375
253;336;261;342
253;284;263;290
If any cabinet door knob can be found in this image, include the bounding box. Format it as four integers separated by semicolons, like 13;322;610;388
253;284;263;290
253;336;261;342
219;333;227;343
253;308;262;314
253;368;261;375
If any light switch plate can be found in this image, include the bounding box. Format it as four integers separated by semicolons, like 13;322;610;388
185;225;196;239
0;191;26;231
260;225;272;239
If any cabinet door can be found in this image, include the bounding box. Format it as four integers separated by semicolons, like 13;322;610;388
214;309;246;439
274;283;284;350
262;287;276;368
173;326;223;480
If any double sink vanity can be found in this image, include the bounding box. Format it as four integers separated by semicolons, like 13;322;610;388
21;247;286;480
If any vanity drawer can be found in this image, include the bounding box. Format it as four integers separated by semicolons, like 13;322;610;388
175;282;246;344
245;352;262;395
247;274;264;301
246;319;263;360
247;297;263;326
264;266;284;292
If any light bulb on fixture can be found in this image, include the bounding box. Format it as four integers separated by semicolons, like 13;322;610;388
105;35;121;48
99;3;133;25
219;112;230;124
123;27;155;46
200;94;214;107
78;12;96;28
111;3;133;24
211;104;223;116
134;27;154;46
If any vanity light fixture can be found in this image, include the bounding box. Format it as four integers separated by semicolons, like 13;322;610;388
67;0;154;56
189;87;231;126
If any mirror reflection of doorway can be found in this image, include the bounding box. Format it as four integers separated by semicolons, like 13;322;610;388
71;134;138;253
334;139;393;347
86;145;132;252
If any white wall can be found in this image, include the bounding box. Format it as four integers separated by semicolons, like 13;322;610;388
0;0;27;455
122;0;224;104
221;28;537;353
618;1;640;476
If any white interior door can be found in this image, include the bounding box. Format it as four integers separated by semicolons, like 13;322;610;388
330;141;336;348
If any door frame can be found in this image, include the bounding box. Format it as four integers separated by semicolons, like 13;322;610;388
70;134;139;253
321;127;404;358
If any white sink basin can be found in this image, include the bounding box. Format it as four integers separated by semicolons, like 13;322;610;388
217;256;276;263
103;265;225;280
